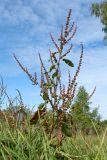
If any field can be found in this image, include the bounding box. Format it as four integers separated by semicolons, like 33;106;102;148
0;119;107;160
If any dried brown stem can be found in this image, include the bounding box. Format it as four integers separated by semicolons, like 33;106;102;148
88;86;96;100
13;54;37;85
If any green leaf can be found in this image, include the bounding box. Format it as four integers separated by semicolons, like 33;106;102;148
63;59;74;67
46;83;52;89
43;93;48;100
49;65;55;72
53;56;57;63
52;71;58;79
52;51;58;55
43;83;52;89
51;53;57;63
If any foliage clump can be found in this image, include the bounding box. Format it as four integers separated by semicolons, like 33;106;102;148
91;1;107;40
71;86;101;135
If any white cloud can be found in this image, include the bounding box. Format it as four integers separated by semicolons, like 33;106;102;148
75;17;104;44
0;0;104;44
0;1;39;25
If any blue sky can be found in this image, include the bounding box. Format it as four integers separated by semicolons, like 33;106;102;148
0;0;107;119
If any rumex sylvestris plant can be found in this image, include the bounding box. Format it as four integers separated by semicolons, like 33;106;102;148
14;9;83;146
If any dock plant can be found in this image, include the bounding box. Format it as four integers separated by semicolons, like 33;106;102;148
14;9;84;146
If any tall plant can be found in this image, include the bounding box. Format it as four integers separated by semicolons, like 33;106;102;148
14;9;83;146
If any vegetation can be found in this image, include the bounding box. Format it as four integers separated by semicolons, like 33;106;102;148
91;1;107;40
71;86;101;136
0;9;107;159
